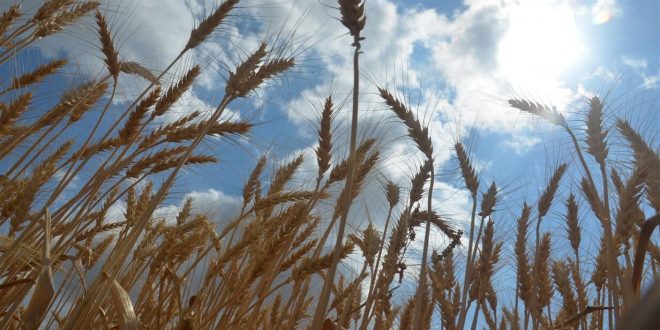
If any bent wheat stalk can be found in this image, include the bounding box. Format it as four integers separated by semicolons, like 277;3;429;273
632;213;660;297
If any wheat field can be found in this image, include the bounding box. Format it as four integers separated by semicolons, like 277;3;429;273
0;1;658;329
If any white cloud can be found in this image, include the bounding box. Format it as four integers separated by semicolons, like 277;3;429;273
149;188;243;229
503;134;542;155
622;56;660;90
103;187;242;229
588;66;618;81
591;0;621;24
622;57;648;70
185;188;242;222
641;75;660;90
429;0;586;137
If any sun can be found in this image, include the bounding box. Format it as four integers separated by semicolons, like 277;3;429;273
497;1;586;86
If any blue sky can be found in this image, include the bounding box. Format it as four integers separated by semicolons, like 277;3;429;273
2;0;658;327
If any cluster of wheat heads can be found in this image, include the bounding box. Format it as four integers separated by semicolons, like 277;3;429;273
1;0;658;329
502;97;660;330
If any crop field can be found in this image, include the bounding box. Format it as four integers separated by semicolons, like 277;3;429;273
0;0;657;329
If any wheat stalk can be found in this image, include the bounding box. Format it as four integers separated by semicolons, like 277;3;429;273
312;2;367;326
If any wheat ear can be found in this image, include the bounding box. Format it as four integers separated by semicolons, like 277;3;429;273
184;0;239;51
514;203;531;326
456;141;481;329
94;10;120;79
316;97;334;178
0;5;21;37
617;119;660;212
378;87;435;330
3;59;67;94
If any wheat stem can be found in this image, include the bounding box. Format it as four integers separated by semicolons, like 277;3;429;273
311;3;364;325
412;165;435;330
457;192;478;329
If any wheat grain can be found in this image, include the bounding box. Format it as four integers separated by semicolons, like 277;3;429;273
184;0;239;51
617;119;660;212
68;81;108;123
6;59;67;92
565;194;581;257
333;150;379;219
538;163;567;218
614;166;646;247
118;88;161;144
379;87;433;159
455;142;479;196
326;138;376;186
243;156;267;207
94;10;119;79
164;120;252;143
126;146;187;178
0;5;21;37
338;0;366;40
316;97;333;177
349;224;380;267
150;155;217;174
532;233;552;324
268;154;304;197
291;241;354;281
552;260;578;324
585;96;609;165
508;98;567;128
570;259;588;327
409;159;432;205
119;62;159;84
153;65;200;118
479;182;498;218
35;2;99;38
33;0;75;22
515;203;532;314
0;92;31;136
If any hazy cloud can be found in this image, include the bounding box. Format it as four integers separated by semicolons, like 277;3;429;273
623;56;660;90
591;0;621;24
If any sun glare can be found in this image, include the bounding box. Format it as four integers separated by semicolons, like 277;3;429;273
498;2;585;85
